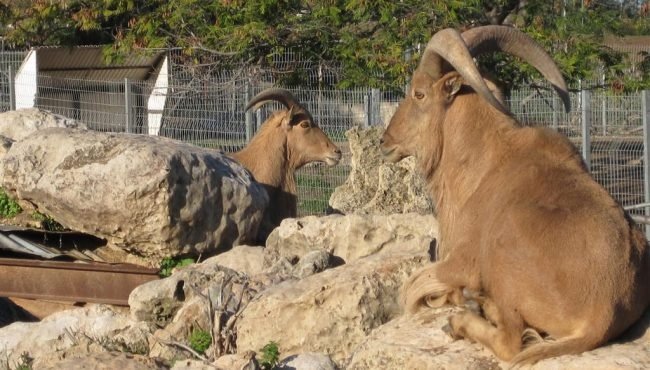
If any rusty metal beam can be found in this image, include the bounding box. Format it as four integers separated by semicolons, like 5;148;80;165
0;258;159;306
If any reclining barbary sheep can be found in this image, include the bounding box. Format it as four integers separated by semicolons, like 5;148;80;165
380;25;650;365
230;88;342;241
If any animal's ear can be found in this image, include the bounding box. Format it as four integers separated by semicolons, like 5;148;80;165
444;75;464;102
281;105;296;131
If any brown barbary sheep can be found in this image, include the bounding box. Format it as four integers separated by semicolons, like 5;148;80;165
231;88;341;241
380;25;650;365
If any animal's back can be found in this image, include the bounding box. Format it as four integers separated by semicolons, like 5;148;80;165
466;125;650;351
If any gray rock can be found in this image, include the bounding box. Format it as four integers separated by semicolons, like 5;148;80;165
129;262;253;328
2;127;268;266
148;296;211;361
0;108;87;182
328;126;433;215
0;305;153;368
0;108;86;142
278;352;338;370
265;213;438;265
347;308;650;370
293;249;331;279
236;251;430;365
203;245;266;276
36;352;169;370
212;351;259;370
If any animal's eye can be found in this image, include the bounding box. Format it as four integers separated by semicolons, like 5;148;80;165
414;91;425;100
300;121;310;128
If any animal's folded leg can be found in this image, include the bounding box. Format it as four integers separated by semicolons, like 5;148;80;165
448;309;524;362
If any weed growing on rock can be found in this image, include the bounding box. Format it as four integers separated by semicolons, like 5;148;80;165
31;211;65;231
0;188;22;218
188;328;212;355
159;256;196;277
260;341;280;370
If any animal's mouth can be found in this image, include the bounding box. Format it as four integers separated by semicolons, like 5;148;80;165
380;145;404;163
324;154;341;166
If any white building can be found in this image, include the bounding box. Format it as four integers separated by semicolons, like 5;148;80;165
15;46;169;135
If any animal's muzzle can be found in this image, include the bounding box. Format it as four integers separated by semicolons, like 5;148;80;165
325;147;342;166
379;132;405;163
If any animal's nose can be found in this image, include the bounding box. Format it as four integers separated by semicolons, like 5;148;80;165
334;148;342;155
379;138;384;145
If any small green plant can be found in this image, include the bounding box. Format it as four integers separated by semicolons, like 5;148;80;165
31;211;65;231
159;256;195;277
259;341;280;370
188;328;212;355
0;188;22;218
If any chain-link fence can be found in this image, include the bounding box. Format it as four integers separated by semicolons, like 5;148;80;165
1;48;649;226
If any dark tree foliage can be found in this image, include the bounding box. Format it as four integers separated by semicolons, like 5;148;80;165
1;0;649;90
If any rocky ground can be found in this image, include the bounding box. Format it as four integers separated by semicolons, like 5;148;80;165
0;110;648;369
1;214;648;369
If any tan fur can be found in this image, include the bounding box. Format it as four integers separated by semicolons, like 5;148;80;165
381;72;650;364
230;109;341;241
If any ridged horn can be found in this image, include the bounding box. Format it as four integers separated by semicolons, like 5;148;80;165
419;28;510;114
460;25;571;113
245;88;303;112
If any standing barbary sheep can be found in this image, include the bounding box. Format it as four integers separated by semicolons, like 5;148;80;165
230;88;342;241
380;25;650;365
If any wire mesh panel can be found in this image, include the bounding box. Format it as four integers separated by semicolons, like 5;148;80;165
159;77;249;151
509;86;581;137
509;85;646;213
1;48;650;218
10;68;158;135
0;51;28;112
589;91;645;209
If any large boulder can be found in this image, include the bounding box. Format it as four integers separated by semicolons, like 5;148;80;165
328;126;433;215
1;127;268;266
235;250;430;364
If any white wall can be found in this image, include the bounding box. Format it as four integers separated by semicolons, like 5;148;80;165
147;57;169;135
15;50;37;109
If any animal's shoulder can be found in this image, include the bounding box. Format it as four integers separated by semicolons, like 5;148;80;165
509;126;582;161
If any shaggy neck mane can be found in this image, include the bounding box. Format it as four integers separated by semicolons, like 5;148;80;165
422;96;516;237
231;111;296;196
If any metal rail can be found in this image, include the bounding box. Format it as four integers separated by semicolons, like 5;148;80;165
0;258;159;306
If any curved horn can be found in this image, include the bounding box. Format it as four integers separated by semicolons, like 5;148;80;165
460;25;571;113
245;88;303;112
420;28;510;114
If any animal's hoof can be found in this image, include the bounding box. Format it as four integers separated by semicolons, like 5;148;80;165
442;323;455;338
462;287;484;301
442;320;463;340
465;299;481;315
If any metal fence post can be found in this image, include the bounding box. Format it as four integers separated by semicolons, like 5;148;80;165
371;88;380;126
601;95;607;136
124;78;132;133
642;90;650;238
552;96;558;131
244;81;253;142
581;89;591;171
363;91;370;128
8;65;15;111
